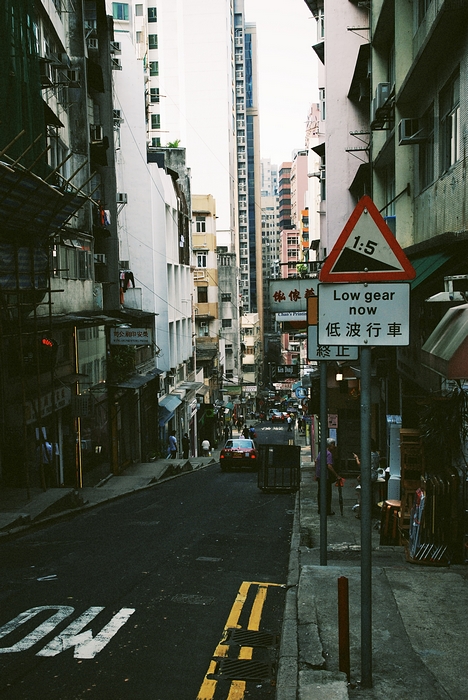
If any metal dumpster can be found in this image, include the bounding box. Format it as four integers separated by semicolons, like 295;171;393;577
257;444;301;492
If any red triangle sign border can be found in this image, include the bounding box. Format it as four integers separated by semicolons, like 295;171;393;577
319;195;416;283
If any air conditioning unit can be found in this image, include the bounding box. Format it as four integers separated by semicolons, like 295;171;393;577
398;118;426;145
49;52;70;68
371;82;392;127
112;57;122;70
94;253;106;264
90;124;103;141
66;69;81;87
113;109;123;123
375;82;391;110
199;321;209;336
39;59;53;87
110;41;121;54
87;38;99;50
84;20;97;33
117;193;128;204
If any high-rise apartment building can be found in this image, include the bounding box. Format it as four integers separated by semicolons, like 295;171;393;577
261;159;278;197
261;195;280;335
110;0;262;386
278;163;293;232
234;2;263;323
139;0;237;248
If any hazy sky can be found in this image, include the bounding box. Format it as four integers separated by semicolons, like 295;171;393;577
244;0;318;166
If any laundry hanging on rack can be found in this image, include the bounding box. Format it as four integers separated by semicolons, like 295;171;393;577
119;270;135;293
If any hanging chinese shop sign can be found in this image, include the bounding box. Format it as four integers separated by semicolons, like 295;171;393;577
269;279;318;313
110;328;153;345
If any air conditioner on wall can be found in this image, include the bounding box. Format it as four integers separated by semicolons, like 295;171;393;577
116;193;128;204
398;118;427;145
371;82;391;126
110;41;121;54
94;253;106;264
68;69;81;86
90;124;103;141
376;83;390;108
87;38;99;50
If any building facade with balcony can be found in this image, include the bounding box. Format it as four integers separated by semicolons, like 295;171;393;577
303;0;468;561
0;0;166;488
110;5;196;459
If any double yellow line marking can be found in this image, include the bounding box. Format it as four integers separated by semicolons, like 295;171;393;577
197;581;283;700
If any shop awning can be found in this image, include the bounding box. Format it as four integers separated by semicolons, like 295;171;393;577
311;142;325;158
43;99;64;128
410;252;452;290
0;160;88;237
159;394;182;412
421;303;468;379
177;381;204;395
312;40;324;63
113;368;162;390
158;394;182;426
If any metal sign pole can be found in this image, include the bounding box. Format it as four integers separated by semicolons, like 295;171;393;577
360;345;372;687
319;360;328;566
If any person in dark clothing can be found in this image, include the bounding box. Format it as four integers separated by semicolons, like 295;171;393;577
182;433;190;459
224;425;231;442
242;426;250;439
315;438;341;515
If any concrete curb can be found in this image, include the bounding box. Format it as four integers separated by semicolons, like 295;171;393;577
0;456;218;540
276;446;350;700
276;490;301;700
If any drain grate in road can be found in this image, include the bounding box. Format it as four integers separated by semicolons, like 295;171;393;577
225;628;278;648
208;658;273;682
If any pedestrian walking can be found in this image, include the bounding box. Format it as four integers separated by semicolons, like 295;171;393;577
242;426;250;439
167;430;177;459
182;432;190;459
224;425;231;442
315;438;341;515
287;415;292;431
37;439;53;490
201;438;211;456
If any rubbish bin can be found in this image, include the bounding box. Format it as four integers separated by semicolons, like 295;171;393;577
257;444;300;492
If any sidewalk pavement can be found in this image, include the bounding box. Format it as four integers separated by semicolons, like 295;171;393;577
277;441;468;700
0;450;221;536
1;434;467;700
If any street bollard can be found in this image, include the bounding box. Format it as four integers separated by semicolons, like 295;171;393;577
338;576;350;681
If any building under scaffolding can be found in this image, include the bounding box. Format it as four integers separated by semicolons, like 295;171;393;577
0;0;159;492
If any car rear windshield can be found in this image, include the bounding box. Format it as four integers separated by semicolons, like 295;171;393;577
225;440;253;448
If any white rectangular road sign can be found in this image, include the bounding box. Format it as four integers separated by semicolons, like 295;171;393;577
318;283;410;346
307;325;359;361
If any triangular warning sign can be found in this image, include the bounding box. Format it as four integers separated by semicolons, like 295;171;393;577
319;195;416;283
